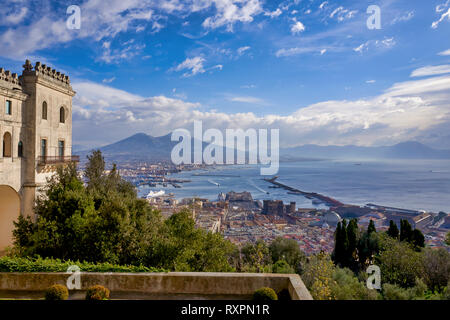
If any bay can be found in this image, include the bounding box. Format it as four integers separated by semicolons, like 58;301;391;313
138;159;450;213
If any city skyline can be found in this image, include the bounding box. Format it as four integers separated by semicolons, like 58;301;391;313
0;0;449;149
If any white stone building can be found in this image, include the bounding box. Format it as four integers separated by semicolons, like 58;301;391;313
0;60;77;251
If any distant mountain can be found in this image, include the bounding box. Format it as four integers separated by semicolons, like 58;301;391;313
281;141;450;160
77;133;450;164
78;133;177;163
72;144;87;153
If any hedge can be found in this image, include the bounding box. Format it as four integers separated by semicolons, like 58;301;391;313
0;256;166;273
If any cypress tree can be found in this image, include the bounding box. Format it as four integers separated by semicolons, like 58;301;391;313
387;220;399;239
346;219;358;268
411;229;425;249
332;221;342;265
400;219;413;242
367;220;376;234
333;221;348;267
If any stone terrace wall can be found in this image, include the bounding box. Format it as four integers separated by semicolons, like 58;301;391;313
0;272;313;300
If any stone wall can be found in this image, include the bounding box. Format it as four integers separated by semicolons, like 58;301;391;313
0;272;313;300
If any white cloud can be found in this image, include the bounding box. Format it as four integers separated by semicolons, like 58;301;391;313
330;7;344;18
102;77;116;83
241;84;256;89
0;0;160;60
264;8;282;18
329;7;357;22
99;41;146;63
432;8;450;28
4;7;28;25
210;64;223;71
354;42;368;53
237;46;251;55
171;56;222;77
436;0;450;13
0;0;264;60
229;96;265;104
291;19;305;34
438;49;450;56
201;0;263;31
72;69;450;149
366;80;376;84
319;2;328;10
410;65;450;78
172;56;206;77
354;37;396;54
276;47;324;57
391;11;414;24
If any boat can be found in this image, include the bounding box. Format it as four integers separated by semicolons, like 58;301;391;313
208;179;220;187
146;190;165;199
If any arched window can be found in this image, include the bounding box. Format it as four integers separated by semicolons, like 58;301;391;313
18;141;23;157
59;107;65;123
42;101;47;120
3;132;11;157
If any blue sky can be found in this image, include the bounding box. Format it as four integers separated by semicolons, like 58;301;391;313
1;0;450;149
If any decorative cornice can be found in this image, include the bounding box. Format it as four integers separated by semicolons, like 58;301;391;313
0;86;28;101
0;68;20;85
21;59;73;92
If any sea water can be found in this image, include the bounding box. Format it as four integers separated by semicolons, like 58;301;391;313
138;159;450;213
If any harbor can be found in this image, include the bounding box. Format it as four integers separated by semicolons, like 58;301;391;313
264;176;344;208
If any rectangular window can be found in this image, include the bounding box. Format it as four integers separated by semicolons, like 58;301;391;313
5;100;12;115
58;140;65;157
41;139;47;158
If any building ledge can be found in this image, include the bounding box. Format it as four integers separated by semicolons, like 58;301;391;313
37;155;80;166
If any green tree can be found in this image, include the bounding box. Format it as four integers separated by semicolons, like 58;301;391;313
84;150;105;193
400;219;413;242
411;229;425;249
367;220;376;234
332;220;349;267
302;252;336;300
268;237;305;273
272;260;295;274
241;240;271;273
346;219;359;270
147;208;235;272
446;232;450;246
14;152;162;265
387;220;399;239
421;248;450;291
357;223;379;270
330;267;379;300
376;235;424;288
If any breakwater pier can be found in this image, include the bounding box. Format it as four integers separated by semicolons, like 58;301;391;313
264;176;344;207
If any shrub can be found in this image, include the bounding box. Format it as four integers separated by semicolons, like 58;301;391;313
85;285;110;300
421;248;450;291
331;267;379;300
302;252;336;300
0;256;165;273
44;284;69;300
272;260;295;274
252;287;278;301
376;237;424;288
382;283;409;300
